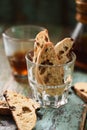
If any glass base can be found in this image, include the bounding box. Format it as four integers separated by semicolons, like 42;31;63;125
33;90;69;108
29;80;70;108
41;98;68;108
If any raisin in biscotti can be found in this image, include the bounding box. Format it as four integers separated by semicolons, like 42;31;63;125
55;38;74;64
4;90;40;130
73;82;87;103
33;29;50;63
0;100;11;115
35;42;64;86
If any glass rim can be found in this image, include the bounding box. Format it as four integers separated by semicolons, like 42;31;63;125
2;24;45;41
25;51;76;67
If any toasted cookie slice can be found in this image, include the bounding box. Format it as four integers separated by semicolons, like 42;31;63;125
4;90;40;130
55;38;74;64
35;42;64;86
73;82;87;102
33;29;50;63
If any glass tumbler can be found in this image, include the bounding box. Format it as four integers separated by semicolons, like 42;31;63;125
26;51;76;108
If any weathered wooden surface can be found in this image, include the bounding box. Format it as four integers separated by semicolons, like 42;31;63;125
0;36;87;130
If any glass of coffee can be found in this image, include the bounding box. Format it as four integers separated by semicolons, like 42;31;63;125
2;25;45;81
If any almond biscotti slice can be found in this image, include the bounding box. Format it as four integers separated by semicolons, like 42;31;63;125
33;29;50;63
35;42;64;86
4;90;40;130
73;82;87;102
55;38;74;64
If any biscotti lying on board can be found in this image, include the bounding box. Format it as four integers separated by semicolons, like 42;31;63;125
73;82;87;103
2;90;40;130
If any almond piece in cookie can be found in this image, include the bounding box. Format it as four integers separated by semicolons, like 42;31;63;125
35;42;64;86
4;90;40;130
73;82;87;102
33;29;50;63
55;38;74;64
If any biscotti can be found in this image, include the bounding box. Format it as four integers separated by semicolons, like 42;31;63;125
4;90;40;130
35;42;64;86
55;38;74;64
33;29;50;63
73;82;87;102
33;30;74;87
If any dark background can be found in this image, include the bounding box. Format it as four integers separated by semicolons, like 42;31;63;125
0;0;76;28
